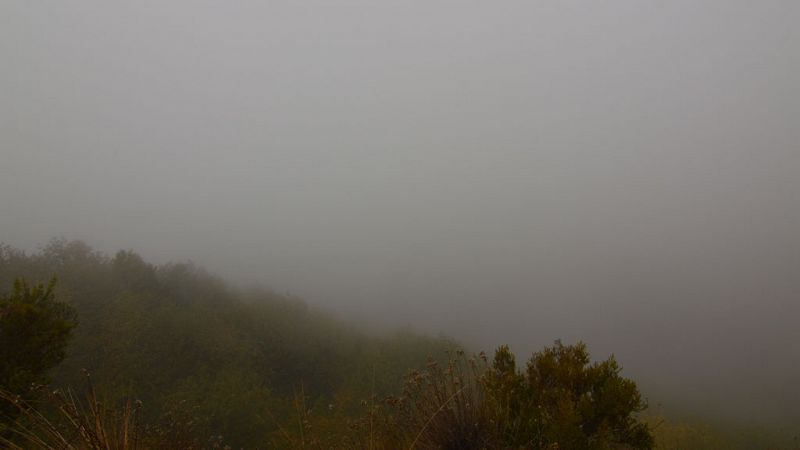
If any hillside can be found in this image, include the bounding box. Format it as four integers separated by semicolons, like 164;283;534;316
1;240;795;449
0;239;456;447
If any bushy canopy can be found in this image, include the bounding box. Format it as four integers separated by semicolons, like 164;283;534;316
0;278;76;426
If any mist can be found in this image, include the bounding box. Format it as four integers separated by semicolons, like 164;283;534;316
2;0;798;428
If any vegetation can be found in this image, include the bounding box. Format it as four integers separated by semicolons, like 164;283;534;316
355;344;653;449
0;278;76;394
2;344;653;449
0;277;76;429
0;240;455;447
0;239;794;448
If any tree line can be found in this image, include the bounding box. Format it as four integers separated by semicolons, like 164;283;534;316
2;239;655;448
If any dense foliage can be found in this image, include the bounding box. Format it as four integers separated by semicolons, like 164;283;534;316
0;278;76;428
486;343;652;448
0;278;76;392
0;240;455;447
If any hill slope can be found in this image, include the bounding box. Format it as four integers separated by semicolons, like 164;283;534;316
0;239;455;447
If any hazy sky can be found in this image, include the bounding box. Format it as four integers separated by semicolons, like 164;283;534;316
2;1;799;423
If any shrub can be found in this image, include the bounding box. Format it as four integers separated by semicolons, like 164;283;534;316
378;342;653;449
0;278;76;428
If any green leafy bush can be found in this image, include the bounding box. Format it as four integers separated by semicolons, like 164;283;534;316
0;278;76;427
374;343;653;449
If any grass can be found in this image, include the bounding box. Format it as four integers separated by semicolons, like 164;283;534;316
0;371;228;450
0;374;143;449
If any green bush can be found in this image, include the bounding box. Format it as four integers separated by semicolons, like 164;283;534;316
0;278;76;427
375;343;653;449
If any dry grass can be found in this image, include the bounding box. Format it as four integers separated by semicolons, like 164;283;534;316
392;350;496;450
0;371;228;450
273;349;499;450
1;375;143;449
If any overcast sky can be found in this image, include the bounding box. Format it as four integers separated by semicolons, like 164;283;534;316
1;0;799;424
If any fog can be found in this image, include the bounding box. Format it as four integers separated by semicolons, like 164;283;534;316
2;1;798;426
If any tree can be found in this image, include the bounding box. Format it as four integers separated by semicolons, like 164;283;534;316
0;278;76;398
485;341;654;449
